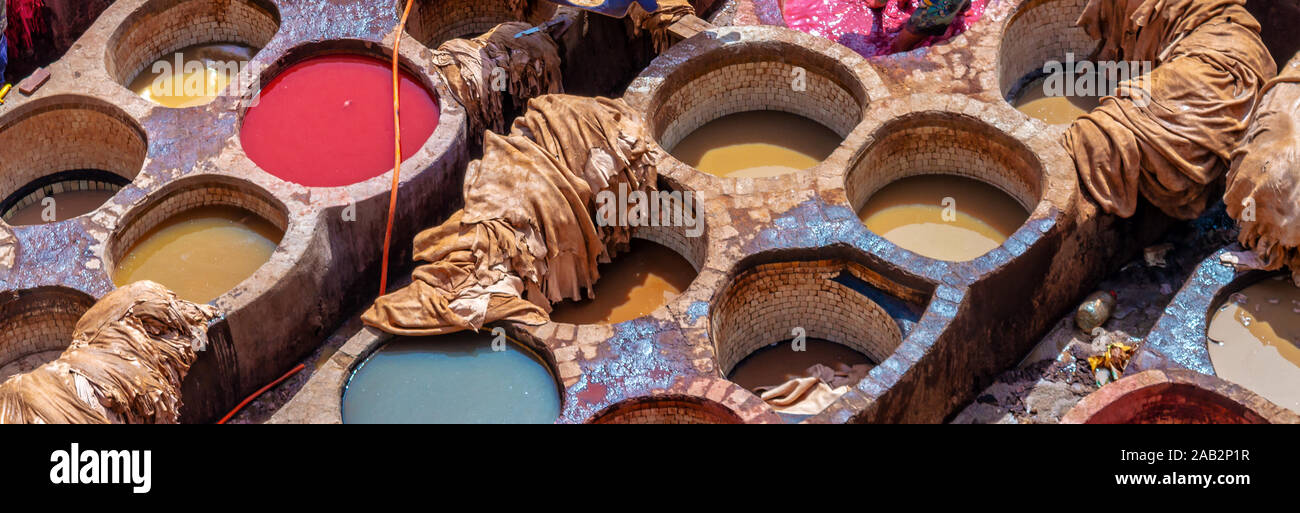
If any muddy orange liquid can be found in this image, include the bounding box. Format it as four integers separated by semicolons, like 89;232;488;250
859;174;1028;262
1207;276;1300;412
130;43;258;108
728;338;874;391
1013;75;1103;125
548;239;696;325
5;190;117;226
670;111;841;178
112;205;284;303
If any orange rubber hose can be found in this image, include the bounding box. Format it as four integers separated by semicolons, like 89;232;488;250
216;363;305;424
380;0;416;296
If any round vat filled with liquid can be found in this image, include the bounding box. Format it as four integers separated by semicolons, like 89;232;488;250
644;28;869;179
108;0;281;108
342;331;562;424
108;180;287;304
591;396;743;424
0;287;94;381
0;99;146;227
1061;370;1296;424
847;112;1041;262
403;0;557;47
998;0;1103;125
711;259;908;415
1206;273;1300;412
239;53;440;187
548;217;704;325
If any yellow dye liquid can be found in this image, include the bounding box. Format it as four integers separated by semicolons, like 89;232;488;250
129;43;257;108
113;205;283;303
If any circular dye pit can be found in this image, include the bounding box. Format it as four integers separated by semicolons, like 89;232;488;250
129;43;258;108
998;0;1098;122
108;0;280;108
0;101;147;228
112;205;284;304
1062;370;1285;424
644;30;868;181
342;332;561;424
593;396;743;424
669;111;841;178
240;55;440;187
846;112;1042;262
549;239;697;325
859;174;1028;262
1207;275;1300;412
1;171;129;226
712;259;906;414
0;288;93;382
404;0;557;46
729;338;875;414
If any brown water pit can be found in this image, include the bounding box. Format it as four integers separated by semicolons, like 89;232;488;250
1011;73;1104;126
549;239;697;325
668;110;842;178
1207;275;1300;412
728;337;875;392
859;174;1028;262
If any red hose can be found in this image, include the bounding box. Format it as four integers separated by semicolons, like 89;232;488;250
216;363;305;424
379;0;416;296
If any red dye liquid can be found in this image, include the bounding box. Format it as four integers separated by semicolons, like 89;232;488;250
782;0;987;57
240;55;440;187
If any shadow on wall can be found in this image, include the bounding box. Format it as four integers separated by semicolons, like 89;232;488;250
4;0;115;83
1246;0;1300;66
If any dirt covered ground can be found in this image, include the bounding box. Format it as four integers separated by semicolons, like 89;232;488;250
952;203;1239;424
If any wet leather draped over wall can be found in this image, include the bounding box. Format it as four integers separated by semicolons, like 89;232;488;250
0;282;218;424
628;0;696;52
363;95;662;336
1063;0;1276;219
432;22;564;147
1225;55;1300;280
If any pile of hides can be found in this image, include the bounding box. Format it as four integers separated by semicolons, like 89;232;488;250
1063;0;1276;220
1224;55;1300;281
0;282;219;424
362;95;662;336
628;0;696;52
432;21;564;148
755;363;873;415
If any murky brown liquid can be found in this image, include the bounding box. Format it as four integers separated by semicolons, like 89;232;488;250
670;111;842;178
113;205;284;303
1013;75;1103;125
1207;276;1300;412
859;174;1028;262
130;43;257;108
5;190;117;226
729;338;874;391
548;239;696;325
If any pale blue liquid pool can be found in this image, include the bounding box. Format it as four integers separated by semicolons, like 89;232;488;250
342;332;561;424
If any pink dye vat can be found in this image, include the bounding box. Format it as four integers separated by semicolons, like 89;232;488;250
782;0;988;57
